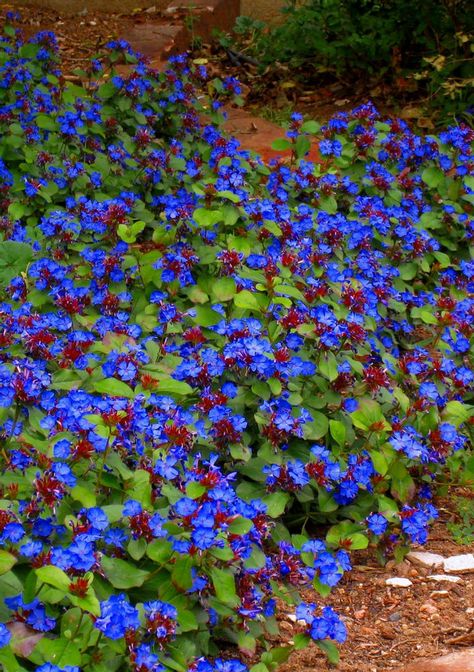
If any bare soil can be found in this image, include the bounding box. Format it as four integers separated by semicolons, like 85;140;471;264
1;2;171;72
275;496;474;672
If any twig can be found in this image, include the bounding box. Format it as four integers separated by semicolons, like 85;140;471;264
445;628;474;645
225;46;261;67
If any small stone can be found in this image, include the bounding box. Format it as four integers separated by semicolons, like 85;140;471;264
388;612;402;622
286;614;297;623
407;551;445;569
380;624;396;640
428;574;462;583
444;553;474;574
430;590;449;598
354;608;367;620
386;577;413;587
420;602;438;615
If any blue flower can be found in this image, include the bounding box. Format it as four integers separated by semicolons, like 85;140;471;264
95;594;140;640
367;513;388;535
0;623;11;648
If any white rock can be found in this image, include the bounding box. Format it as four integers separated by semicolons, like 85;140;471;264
427;574;462;583
407;551;445;568
386;577;413;587
443;553;474;574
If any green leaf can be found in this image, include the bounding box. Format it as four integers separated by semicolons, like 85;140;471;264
177;609;198;632
69;590;101;616
0;645;23;671
7;202;26;221
155;376;193;396
301;120;320;134
0;550;17;575
303;412;329;440
243;546;267;569
211;277;236;301
370;449;388;476
295;135;311;158
211;567;240;607
271;138;291;151
263;492;290;517
411;306;438;325
319;352;339;382
71;485;96;508
186;481;207;499
194;208;223;228
227;517;254;535
312;576;332;597
399;262;418;280
348;532;369;550
172;555;194;591
442;401;472;426
216;190;241;203
33;637;82;667
234;290;261;311
329;419;346;447
129;469;152;508
101;557;149;589
268;377;282;395
237;631;256;655
293;633;310;649
351;399;389;431
318;489;338;513
0;241;34;287
316;639;340;664
421;166;445;189
128;538;147;561
192;305;223;327
147;540;173;564
35;114;57;131
93;378;135;398
36;566;70;592
319;195;338;214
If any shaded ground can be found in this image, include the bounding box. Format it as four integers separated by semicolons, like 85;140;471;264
1;3;422;126
0;6;472;670
1;2;171;72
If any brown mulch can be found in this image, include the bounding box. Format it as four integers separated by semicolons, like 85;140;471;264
273;497;474;672
0;3;170;73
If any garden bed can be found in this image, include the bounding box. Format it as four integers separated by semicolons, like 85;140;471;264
0;6;472;672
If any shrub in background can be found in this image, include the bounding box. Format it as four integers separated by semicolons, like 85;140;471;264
233;0;474;124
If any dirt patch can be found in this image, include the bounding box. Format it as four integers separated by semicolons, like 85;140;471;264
1;2;173;72
273;498;474;672
8;0;168;16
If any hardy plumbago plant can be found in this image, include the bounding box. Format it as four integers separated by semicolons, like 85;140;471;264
0;13;473;672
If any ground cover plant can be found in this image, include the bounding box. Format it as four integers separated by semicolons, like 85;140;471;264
0;16;473;672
